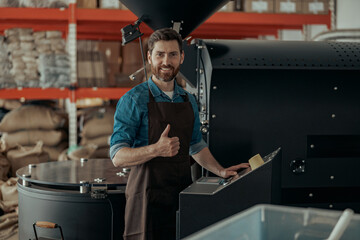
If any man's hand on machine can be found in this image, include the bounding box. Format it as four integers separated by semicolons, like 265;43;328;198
219;163;251;179
155;124;180;157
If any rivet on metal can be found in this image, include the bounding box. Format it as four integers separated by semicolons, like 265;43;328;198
213;86;217;90
212;114;216;119
22;174;31;187
310;144;315;149
309;193;313;197
94;178;105;183
334;86;338;90
330;175;334;180
331;114;336;119
80;181;90;194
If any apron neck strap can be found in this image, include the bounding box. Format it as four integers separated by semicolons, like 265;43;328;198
148;80;189;102
180;93;189;102
149;89;156;102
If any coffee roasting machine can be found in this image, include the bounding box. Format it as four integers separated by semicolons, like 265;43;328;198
17;0;360;239
119;0;360;234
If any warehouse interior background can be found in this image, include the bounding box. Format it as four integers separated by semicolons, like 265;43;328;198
0;0;360;239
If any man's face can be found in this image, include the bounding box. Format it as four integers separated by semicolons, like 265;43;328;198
148;40;184;82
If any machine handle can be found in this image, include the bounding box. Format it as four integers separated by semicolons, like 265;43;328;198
33;221;65;240
35;221;57;228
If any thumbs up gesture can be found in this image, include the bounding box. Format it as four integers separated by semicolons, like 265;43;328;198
155;124;180;157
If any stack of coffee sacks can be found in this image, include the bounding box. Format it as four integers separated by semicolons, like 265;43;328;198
0;177;19;240
0;0;68;8
4;28;39;87
62;107;114;161
79;107;114;159
0;36;14;88
0;104;68;176
36;30;70;88
0;100;22;137
19;0;68;8
2;28;69;88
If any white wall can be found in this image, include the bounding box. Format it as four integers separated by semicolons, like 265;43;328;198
336;0;360;29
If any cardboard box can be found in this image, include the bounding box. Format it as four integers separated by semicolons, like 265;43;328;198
77;0;97;9
244;0;274;13
121;41;145;75
106;63;121;87
303;0;329;14
95;41;121;64
99;0;120;9
77;51;107;87
77;51;93;87
275;0;302;14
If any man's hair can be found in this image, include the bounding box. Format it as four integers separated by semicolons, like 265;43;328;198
148;28;183;54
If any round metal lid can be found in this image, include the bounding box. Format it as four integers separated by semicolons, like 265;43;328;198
16;158;128;187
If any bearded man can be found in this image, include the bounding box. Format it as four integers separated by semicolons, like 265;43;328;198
110;28;249;240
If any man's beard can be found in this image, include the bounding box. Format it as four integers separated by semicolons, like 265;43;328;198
151;64;180;82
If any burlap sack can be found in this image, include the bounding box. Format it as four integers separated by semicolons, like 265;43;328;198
0;129;67;152
0;199;17;213
46;31;62;39
91;147;109;159
68;144;97;161
81;110;115;139
0;105;66;132
0;178;17;202
57;148;69;161
6;142;50;176
33;31;46;40
4;28;19;37
0;100;21;110
80;135;110;148
0;211;18;240
0;153;10;181
42;142;68;161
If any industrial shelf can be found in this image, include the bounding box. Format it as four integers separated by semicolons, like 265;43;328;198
0;4;330;147
0;88;131;100
75;87;131;99
0;6;331;40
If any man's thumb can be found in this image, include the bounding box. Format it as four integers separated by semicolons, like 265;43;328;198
161;124;170;137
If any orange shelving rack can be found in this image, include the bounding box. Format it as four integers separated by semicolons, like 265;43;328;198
0;4;331;40
0;3;331;147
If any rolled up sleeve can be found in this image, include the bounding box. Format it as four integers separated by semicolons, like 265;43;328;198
110;94;141;159
190;138;207;155
109;142;130;160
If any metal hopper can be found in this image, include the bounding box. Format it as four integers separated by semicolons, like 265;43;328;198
120;0;230;37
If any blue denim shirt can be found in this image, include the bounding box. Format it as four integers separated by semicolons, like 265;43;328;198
110;77;207;160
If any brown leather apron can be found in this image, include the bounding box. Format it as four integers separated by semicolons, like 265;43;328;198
123;87;194;240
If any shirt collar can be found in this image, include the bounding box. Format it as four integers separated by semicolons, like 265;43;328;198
148;76;186;99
